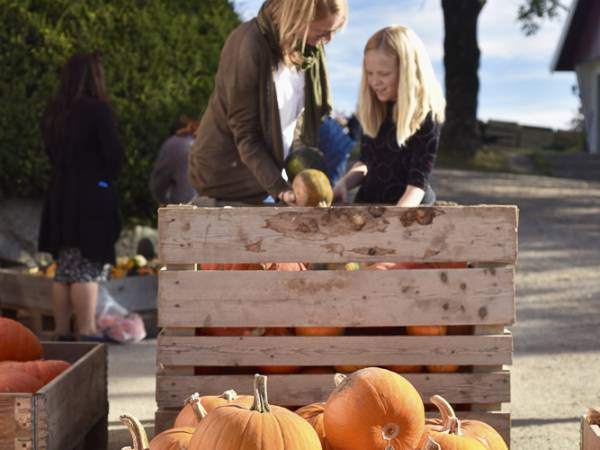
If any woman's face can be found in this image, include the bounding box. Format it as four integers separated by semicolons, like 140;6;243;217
306;13;345;46
364;49;398;102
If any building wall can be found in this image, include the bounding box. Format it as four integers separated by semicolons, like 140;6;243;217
576;58;600;153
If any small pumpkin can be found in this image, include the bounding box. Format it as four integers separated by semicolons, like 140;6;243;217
406;325;448;336
0;370;44;393
324;367;424;450
284;146;328;183
292;169;333;207
296;402;336;450
189;374;321;450
121;413;194;450
174;390;255;428
0;360;70;384
295;327;345;336
423;395;508;450
0;318;43;362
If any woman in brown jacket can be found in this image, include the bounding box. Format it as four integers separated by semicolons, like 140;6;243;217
188;0;348;205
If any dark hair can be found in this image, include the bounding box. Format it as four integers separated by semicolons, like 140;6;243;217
42;52;108;160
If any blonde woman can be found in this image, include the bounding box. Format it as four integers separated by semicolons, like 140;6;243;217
333;25;445;206
188;0;348;205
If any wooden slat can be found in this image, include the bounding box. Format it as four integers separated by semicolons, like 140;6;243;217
582;418;600;450
41;343;107;450
158;268;514;327
158;205;518;264
0;395;35;449
157;334;512;367
156;371;509;408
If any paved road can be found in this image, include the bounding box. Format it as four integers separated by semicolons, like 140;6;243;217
432;168;600;450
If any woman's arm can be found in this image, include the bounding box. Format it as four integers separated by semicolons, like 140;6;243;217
332;160;367;202
396;184;425;207
223;29;289;200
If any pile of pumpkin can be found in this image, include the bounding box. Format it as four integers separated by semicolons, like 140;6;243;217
121;368;507;450
0;317;71;393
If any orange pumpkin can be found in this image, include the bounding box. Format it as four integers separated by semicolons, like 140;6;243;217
406;325;448;336
295;327;345;336
333;365;368;373
0;360;70;385
324;367;424;450
0;370;44;393
121;413;194;450
0;318;43;362
189;374;321;450
386;365;423;373
174;390;255;428
427;365;460;373
296;402;336;450
424;395;508;450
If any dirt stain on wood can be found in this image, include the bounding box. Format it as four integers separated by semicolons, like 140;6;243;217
399;207;443;227
286;278;347;295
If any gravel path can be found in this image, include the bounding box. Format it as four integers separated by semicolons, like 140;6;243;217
432;169;600;450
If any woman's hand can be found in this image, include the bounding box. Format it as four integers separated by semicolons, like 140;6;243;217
332;181;348;203
278;190;297;205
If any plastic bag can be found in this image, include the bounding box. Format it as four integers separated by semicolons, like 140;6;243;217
96;285;147;343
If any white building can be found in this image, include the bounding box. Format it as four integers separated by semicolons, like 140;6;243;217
552;0;600;153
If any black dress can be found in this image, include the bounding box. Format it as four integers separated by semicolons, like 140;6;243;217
38;97;124;265
354;113;440;205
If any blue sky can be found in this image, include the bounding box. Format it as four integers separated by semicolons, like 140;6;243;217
232;0;578;130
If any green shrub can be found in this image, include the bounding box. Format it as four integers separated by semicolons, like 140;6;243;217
0;0;240;224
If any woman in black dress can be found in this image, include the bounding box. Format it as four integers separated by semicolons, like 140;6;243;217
38;52;124;341
332;25;445;206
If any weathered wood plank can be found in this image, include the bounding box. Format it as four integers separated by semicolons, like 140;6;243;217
157;334;512;367
158;268;514;327
156;371;509;407
158;205;518;264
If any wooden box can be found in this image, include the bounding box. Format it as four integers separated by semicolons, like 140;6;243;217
0;342;107;450
155;204;518;445
582;408;600;450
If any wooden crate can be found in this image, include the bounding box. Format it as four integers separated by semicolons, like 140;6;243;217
0;269;158;337
582;408;600;450
0;342;107;450
155;204;518;445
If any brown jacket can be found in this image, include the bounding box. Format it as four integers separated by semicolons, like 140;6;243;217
188;19;297;203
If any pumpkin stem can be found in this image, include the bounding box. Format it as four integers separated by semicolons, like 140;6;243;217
219;389;238;401
423;437;442;450
120;414;150;450
382;422;400;450
317;200;328;208
430;395;462;435
251;374;271;413
334;373;347;386
185;392;208;420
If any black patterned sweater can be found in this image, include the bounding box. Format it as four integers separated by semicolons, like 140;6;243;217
354;113;441;204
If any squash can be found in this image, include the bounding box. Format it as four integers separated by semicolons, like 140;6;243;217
121;413;194;450
296;402;336;450
292;169;333;207
0;370;44;393
324;367;424;450
189;374;321;450
174;390;255;428
0;317;43;362
0;360;70;384
284;146;328;183
423;395;508;450
295;327;345;336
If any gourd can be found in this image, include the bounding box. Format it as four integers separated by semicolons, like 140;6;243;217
292;169;333;207
0;317;43;362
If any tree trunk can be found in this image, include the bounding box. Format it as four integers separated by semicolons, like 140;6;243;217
440;0;486;158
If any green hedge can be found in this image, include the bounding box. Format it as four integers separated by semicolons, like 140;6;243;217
0;0;240;224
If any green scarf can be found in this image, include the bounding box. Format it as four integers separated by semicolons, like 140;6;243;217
256;3;332;147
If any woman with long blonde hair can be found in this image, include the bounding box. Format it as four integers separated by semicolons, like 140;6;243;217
333;25;445;206
188;0;348;205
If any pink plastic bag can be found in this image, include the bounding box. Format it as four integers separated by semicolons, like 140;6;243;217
97;313;146;343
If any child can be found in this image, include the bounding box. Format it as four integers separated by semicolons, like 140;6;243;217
332;25;445;206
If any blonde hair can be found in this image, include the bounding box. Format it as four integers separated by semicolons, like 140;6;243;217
358;25;445;147
264;0;348;66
